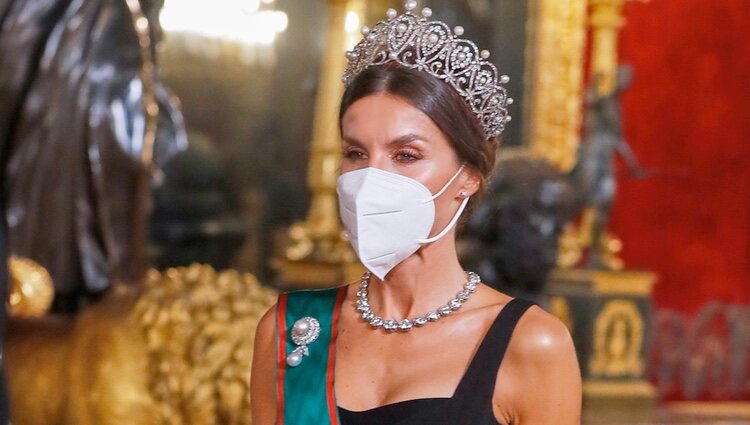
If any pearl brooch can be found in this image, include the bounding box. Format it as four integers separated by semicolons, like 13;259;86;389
285;317;321;367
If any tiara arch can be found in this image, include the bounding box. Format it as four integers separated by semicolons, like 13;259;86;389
342;0;513;140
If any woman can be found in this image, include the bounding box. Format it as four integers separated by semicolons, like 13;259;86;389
251;2;581;424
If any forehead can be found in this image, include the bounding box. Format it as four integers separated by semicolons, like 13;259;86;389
341;93;444;143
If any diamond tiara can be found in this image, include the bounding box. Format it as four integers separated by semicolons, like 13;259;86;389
342;0;513;140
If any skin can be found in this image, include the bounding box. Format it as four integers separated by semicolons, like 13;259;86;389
251;93;582;424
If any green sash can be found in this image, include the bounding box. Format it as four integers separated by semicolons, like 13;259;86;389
276;287;346;425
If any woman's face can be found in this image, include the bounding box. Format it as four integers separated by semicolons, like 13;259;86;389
340;93;479;234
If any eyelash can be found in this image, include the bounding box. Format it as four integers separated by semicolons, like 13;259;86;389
392;149;421;163
343;149;365;160
342;148;423;163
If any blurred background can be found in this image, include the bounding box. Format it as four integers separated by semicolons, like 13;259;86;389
0;0;748;424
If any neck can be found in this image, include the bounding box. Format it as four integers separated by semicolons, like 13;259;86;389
365;231;469;319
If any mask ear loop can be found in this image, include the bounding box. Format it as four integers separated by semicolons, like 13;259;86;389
427;164;466;201
416;164;470;244
417;195;470;244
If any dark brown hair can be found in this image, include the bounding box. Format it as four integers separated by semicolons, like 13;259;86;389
339;65;499;210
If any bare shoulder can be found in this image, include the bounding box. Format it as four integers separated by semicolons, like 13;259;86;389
474;285;572;354
475;286;577;372
496;303;582;424
475;287;575;368
512;304;575;359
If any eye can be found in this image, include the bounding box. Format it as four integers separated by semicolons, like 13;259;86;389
393;149;422;163
343;147;367;161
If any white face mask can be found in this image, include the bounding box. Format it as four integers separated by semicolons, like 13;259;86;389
336;165;470;280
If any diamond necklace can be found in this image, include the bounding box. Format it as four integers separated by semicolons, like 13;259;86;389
355;271;480;332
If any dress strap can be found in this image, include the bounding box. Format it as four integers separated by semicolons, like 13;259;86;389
451;298;535;420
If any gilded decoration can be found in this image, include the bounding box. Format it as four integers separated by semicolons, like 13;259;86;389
589;0;627;95
8;256;54;317
589;299;645;378
133;265;276;424
549;267;656;297
525;0;587;172
7;264;276;425
558;209;625;270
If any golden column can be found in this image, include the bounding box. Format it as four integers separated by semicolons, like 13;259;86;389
589;0;627;95
274;0;366;288
526;0;588;172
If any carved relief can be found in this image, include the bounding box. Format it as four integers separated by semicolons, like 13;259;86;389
590;299;645;377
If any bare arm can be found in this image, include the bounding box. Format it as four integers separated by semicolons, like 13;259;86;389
497;306;582;424
251;304;278;425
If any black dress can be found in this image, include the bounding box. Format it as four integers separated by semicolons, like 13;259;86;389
337;298;534;425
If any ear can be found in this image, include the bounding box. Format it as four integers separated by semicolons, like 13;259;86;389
459;167;482;198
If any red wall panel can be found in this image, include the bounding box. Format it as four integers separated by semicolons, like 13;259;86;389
612;0;750;400
612;0;750;315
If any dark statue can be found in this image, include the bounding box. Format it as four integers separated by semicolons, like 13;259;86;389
0;0;187;313
570;67;647;268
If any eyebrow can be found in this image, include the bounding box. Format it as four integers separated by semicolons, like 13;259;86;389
388;133;426;148
342;133;428;148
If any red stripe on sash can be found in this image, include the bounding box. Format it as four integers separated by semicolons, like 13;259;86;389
276;294;288;425
326;287;348;424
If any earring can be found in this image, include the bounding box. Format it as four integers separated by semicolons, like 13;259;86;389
459;190;468;198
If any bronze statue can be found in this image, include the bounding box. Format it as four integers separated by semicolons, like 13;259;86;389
0;0;186;313
570;67;647;269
